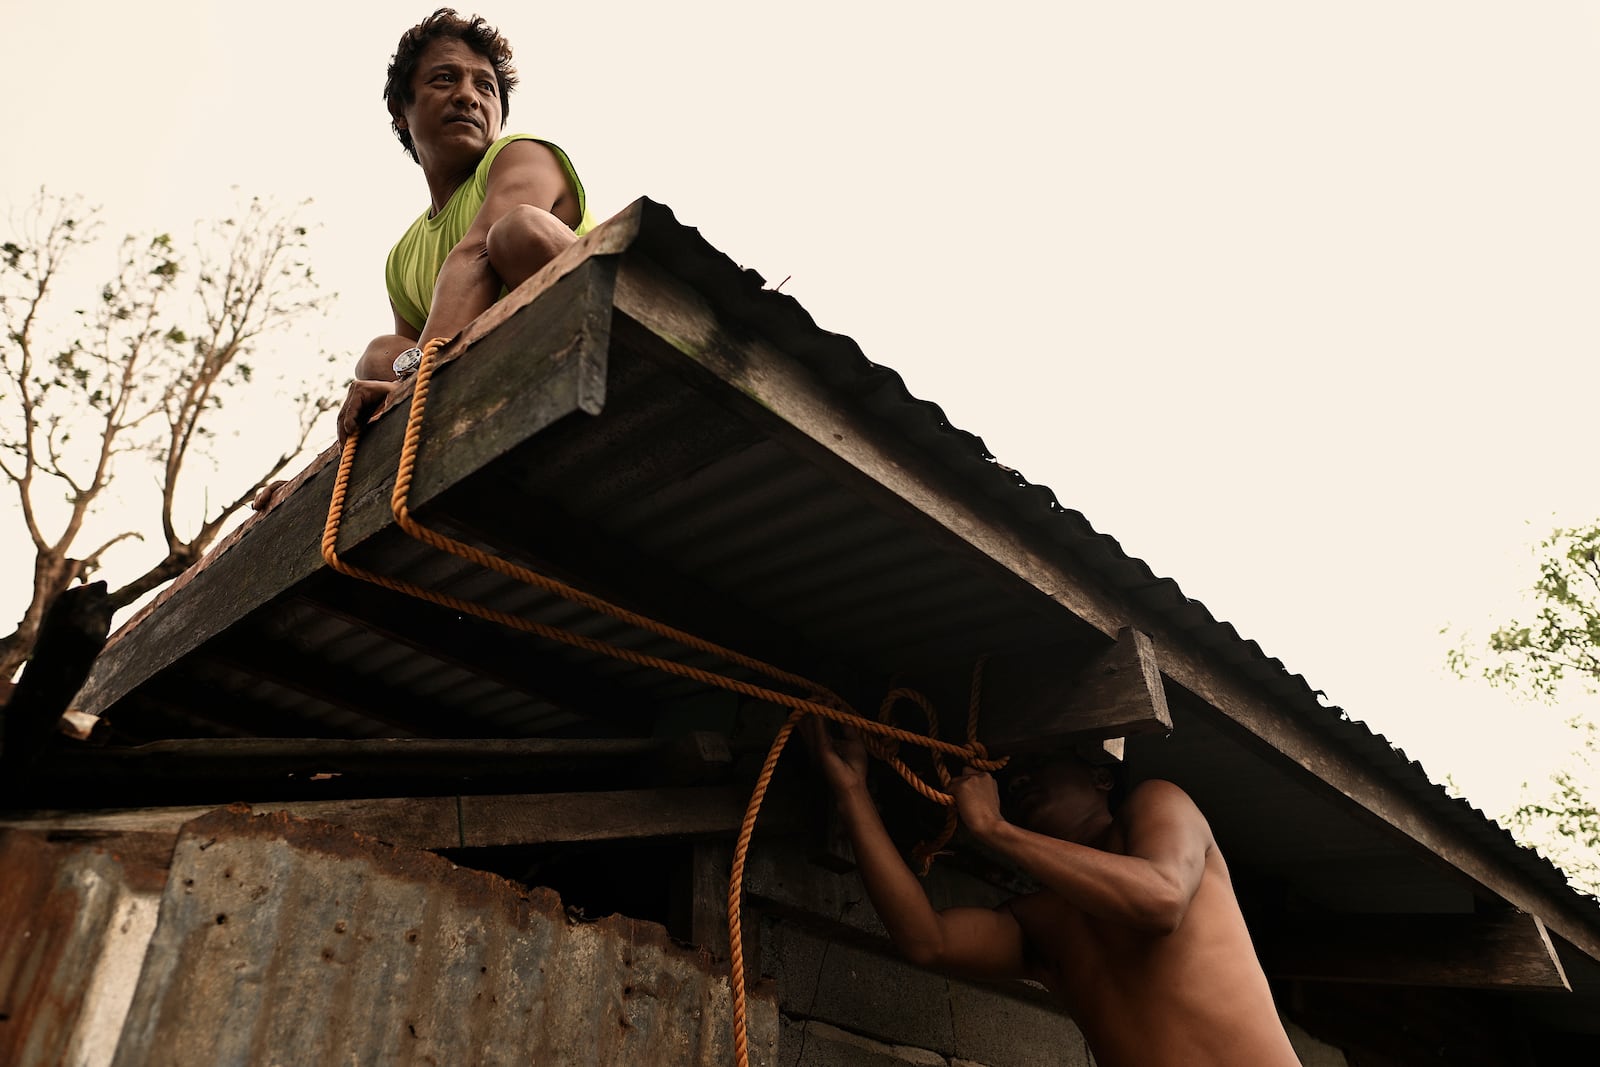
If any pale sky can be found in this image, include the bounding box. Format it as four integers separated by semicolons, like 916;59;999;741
3;2;1598;837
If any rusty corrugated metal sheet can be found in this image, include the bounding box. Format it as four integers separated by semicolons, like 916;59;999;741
0;831;164;1067
110;807;776;1067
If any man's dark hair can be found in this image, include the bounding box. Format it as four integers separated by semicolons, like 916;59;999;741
383;8;519;162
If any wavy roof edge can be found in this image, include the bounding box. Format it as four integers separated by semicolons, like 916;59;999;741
623;198;1595;912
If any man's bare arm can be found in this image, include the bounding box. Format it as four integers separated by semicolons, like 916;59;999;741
413;139;577;349
953;774;1210;935
805;719;1031;980
352;306;424;382
338;145;575;443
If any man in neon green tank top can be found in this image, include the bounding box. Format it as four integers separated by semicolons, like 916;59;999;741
337;9;592;445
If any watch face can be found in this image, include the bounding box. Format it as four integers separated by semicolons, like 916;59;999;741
393;348;423;378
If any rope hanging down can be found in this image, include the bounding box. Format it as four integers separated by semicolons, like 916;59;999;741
321;337;1006;1067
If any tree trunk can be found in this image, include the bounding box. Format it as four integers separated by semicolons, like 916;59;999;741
0;552;82;681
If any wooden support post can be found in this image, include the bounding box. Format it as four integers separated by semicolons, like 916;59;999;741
1257;909;1571;991
979;627;1171;755
689;840;733;959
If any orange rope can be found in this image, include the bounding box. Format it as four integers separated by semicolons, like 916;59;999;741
321;337;1005;1067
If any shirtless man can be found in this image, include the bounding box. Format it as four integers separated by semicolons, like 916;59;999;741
805;718;1302;1067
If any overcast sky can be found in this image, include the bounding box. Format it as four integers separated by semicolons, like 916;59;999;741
3;2;1598;832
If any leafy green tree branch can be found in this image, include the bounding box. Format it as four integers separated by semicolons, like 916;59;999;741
1449;524;1600;894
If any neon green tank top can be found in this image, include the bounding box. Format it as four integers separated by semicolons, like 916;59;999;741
384;134;594;333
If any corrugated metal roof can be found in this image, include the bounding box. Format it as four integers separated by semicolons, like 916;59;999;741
64;199;1599;947
110;806;777;1067
613;203;1596;911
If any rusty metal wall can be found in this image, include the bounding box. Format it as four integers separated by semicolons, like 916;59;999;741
107;807;775;1067
0;832;164;1067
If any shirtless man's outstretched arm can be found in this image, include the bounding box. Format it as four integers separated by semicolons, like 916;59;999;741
806;718;1302;1067
803;718;1033;981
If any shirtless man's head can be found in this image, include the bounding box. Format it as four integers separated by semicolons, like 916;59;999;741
999;748;1122;842
384;9;520;163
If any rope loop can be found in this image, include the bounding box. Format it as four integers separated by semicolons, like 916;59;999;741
322;335;1006;1067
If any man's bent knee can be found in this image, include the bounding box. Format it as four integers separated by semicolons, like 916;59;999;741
487;205;576;290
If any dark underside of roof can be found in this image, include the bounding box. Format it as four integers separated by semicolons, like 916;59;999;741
30;198;1600;1045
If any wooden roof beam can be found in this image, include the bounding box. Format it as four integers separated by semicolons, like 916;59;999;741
0;785;791;852
979;627;1172;756
1259;909;1570;991
37;733;732;789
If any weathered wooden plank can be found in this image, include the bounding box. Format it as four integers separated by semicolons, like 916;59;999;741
0;787;757;852
980;628;1171;753
75;255;619;720
1259;910;1570;991
458;787;750;847
0;797;459;846
41;733;731;784
608;249;1600;963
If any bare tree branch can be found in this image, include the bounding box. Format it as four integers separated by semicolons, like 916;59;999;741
0;190;335;679
80;530;146;575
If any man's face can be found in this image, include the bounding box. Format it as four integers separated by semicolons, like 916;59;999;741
396;37;503;170
999;753;1110;839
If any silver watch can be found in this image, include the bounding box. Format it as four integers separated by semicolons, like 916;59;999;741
392;346;423;379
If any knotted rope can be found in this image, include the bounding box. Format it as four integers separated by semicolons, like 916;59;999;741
321;337;1005;1067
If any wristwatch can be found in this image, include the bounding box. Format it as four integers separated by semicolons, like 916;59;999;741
392;346;424;379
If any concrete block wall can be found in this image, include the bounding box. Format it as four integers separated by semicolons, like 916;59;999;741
761;918;1353;1067
763;919;1092;1067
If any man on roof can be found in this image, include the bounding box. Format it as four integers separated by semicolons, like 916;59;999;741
806;720;1302;1067
338;8;594;455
